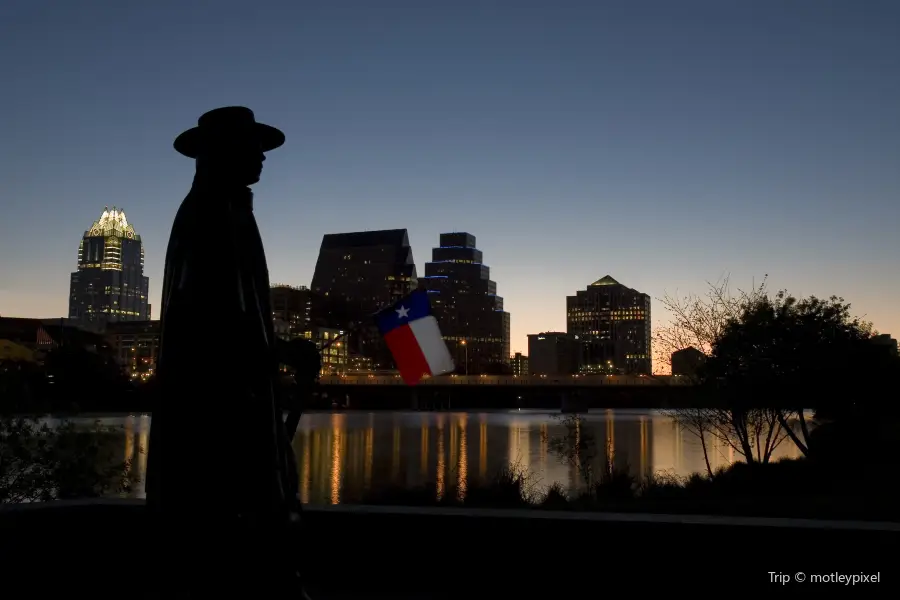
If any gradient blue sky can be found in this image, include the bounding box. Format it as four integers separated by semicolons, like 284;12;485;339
1;0;898;357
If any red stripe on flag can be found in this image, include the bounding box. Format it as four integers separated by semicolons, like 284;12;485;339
384;324;431;385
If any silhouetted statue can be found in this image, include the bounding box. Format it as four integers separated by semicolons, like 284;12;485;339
146;107;303;595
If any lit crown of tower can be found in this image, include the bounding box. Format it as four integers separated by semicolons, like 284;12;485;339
86;206;141;240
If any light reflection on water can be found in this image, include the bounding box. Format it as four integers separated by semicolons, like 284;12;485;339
70;410;804;503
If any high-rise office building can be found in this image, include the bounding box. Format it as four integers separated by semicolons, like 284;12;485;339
270;284;312;338
420;232;510;373
68;207;150;329
310;229;417;368
566;275;651;374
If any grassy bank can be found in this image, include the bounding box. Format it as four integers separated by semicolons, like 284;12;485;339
348;458;898;522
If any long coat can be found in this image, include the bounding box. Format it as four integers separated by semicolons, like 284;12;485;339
146;181;296;522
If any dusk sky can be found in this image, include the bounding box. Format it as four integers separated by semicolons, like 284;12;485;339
1;0;898;358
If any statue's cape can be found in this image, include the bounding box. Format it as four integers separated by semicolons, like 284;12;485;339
148;185;294;518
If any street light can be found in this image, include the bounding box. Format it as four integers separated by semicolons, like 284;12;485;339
460;340;468;376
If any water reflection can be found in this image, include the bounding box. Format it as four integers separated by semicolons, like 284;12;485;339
419;419;428;479
457;415;467;501
71;410;805;503
330;414;342;504
478;419;487;479
299;431;311;504
291;410;804;504
86;413;153;498
436;415;445;501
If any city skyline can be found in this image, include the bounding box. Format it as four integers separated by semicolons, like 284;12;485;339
2;1;899;354
7;204;900;359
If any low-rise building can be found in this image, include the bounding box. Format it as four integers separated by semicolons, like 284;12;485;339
671;346;706;378
510;352;529;376
527;332;581;376
105;320;161;382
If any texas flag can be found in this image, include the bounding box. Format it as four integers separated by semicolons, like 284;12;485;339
376;290;455;385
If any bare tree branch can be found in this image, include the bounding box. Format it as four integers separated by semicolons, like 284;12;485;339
653;274;768;376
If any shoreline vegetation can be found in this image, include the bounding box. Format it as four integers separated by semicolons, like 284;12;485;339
1;411;897;523
0;416;134;504
325;410;897;523
343;458;896;523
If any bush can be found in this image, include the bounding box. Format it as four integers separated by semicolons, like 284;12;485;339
1;417;134;504
464;463;534;508
353;455;899;522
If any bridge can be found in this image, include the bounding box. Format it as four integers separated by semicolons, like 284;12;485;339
313;373;696;410
318;374;691;386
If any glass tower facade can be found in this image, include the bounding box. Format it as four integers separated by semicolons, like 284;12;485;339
310;229;417;369
421;232;511;374
566;275;651;375
68;207;150;329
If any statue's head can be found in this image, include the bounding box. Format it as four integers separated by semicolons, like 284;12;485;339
174;106;285;187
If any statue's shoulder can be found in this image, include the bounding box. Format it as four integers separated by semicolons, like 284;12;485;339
173;193;232;231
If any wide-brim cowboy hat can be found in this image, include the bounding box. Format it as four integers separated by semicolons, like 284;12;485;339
174;106;285;159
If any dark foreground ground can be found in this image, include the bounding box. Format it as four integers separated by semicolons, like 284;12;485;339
1;500;896;596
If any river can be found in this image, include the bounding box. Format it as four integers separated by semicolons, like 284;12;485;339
82;409;806;504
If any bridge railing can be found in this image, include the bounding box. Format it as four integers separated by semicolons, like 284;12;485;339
318;374;692;386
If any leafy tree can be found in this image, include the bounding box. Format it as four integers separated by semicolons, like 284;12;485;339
706;292;877;389
704;291;897;458
658;278;896;468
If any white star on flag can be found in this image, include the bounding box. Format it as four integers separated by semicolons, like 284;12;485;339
376;289;455;385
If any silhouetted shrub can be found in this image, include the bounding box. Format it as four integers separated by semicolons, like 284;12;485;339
355;454;899;522
1;417;134;504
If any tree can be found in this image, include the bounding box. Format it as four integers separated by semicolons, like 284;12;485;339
541;414;637;500
654;274;768;378
541;414;598;489
669;405;790;468
655;275;785;470
704;291;894;458
669;408;715;477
